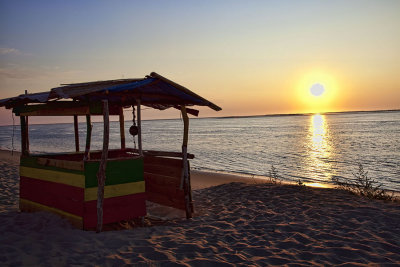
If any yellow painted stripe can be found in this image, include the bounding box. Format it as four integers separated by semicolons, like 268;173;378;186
20;166;85;188
20;198;83;229
85;181;145;201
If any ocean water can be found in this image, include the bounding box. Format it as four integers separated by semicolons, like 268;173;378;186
1;110;399;191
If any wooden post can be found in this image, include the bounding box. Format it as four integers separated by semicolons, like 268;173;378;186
20;116;28;156
96;100;109;233
84;115;92;161
137;99;143;156
119;107;126;149
73;115;79;152
180;106;192;219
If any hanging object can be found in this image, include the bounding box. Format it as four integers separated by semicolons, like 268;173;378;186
130;105;138;136
129;125;139;136
130;105;137;150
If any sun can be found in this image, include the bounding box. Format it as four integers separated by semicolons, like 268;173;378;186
294;70;339;114
310;83;325;97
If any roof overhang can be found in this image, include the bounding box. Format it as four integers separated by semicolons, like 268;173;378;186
0;72;222;115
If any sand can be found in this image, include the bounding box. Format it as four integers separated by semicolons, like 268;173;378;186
0;150;399;266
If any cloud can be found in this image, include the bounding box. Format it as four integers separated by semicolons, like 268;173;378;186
0;47;21;55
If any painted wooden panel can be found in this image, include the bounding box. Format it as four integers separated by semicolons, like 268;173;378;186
83;193;147;228
36;157;84;171
21;156;84;175
84;158;144;188
20;177;84;216
20;198;83;229
144;156;188;211
84;181;145;201
19;154;147;230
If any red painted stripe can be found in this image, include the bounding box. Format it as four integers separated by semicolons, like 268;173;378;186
20;176;84;217
84;193;147;229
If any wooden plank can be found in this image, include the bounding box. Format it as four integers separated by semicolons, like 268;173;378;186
96;99;109;232
20;166;85;188
15;101;121;116
84;181;145;201
143;150;194;159
145;182;184;197
20;176;84;216
37;157;84;171
144;172;181;187
83;193;146;229
20;198;83;229
144;155;183;168
74;115;79;152
84;158;143;188
144;164;182;178
146;191;186;210
21;156;84;174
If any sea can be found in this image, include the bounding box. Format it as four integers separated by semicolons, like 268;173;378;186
1;110;399;191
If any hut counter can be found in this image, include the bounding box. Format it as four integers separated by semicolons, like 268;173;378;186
19;152;146;230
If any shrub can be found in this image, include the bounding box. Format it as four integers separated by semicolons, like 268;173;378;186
332;163;396;201
268;165;281;184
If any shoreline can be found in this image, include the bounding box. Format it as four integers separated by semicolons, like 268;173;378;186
0;149;336;190
2;149;398;194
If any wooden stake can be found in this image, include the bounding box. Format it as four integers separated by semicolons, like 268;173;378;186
26;116;29;154
180;106;192;219
84;114;92;161
119;107;125;149
20;116;28;156
73;115;79;152
137;99;143;156
96;100;109;233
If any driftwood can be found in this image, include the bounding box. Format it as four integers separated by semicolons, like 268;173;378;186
20;116;28;156
84;115;92;161
74;115;79;152
96;100;109;233
180;106;192;219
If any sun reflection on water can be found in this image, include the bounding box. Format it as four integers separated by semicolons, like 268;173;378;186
306;114;333;182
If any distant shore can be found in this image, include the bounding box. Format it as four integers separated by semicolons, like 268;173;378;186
1;108;399;127
1;149;399;265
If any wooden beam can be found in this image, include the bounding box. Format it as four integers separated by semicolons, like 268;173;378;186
14;102;120;116
73;115;79;152
20;116;28;156
96;100;109;233
180;106;192;219
84;115;92;161
119;107;125;149
26;116;30;154
137;99;142;156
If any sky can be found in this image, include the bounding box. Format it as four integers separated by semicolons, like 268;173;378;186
0;0;399;125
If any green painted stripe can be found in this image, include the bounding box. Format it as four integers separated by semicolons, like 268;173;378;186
84;158;144;188
20;156;84;175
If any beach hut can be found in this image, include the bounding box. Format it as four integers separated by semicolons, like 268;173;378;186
0;72;221;231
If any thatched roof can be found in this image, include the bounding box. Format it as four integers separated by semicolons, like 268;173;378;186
0;72;221;112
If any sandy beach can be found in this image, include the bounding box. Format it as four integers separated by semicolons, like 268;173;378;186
0;150;399;266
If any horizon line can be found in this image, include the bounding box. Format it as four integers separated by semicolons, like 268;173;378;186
0;108;399;127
